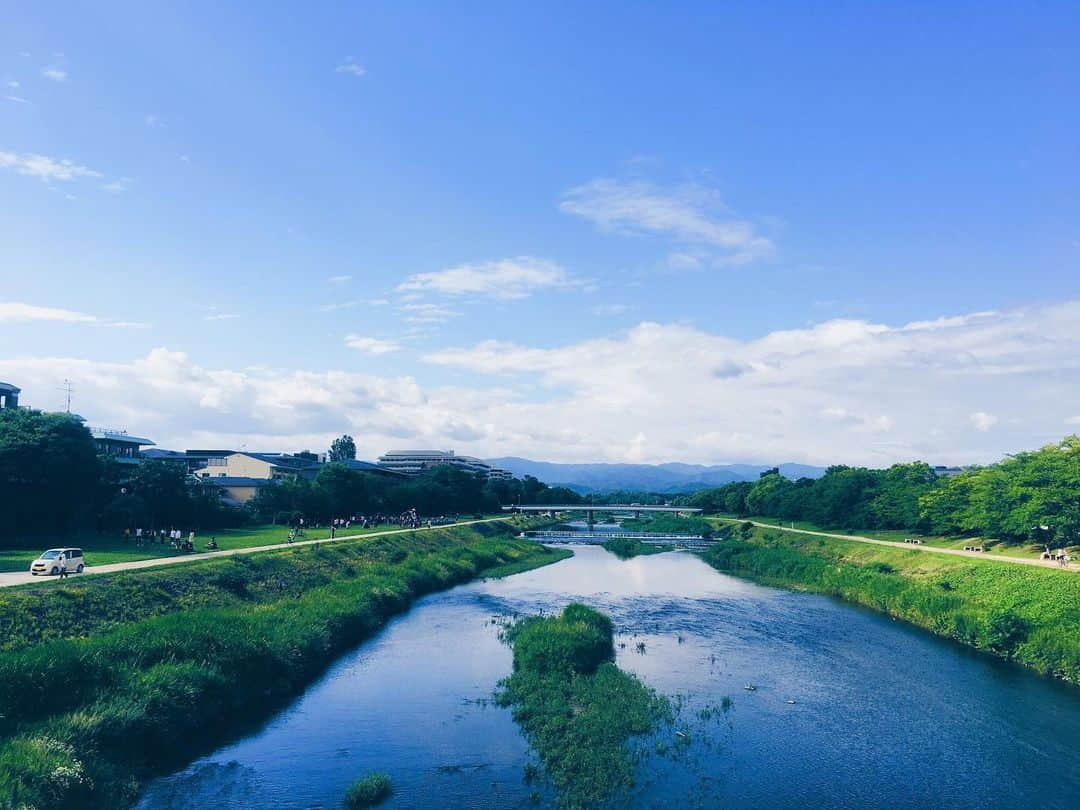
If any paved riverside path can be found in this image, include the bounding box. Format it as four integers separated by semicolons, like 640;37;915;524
0;517;513;589
721;519;1078;572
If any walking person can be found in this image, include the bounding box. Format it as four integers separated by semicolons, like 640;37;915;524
58;551;68;580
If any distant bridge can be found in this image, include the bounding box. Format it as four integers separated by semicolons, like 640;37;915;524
521;530;714;550
504;504;701;522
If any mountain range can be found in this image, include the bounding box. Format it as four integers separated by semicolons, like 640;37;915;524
486;457;826;494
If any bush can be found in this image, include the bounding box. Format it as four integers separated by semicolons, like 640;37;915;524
496;605;670;807
344;772;392;808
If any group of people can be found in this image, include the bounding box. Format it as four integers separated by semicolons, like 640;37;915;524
1041;546;1074;567
297;509;462;540
124;526;216;553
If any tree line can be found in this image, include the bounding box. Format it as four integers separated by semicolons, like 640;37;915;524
0;408;579;537
246;462;582;524
678;436;1080;546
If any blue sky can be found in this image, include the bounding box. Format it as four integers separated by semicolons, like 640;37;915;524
2;2;1079;465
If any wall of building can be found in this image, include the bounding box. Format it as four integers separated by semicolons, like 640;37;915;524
194;453;276;480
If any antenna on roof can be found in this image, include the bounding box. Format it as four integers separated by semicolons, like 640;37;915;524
57;379;74;413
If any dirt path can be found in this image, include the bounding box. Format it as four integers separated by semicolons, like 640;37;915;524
0;518;512;589
722;519;1078;572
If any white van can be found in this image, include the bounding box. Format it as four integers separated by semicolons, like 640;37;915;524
29;548;85;576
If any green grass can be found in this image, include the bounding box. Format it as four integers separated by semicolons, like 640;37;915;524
0;519;561;809
702;527;1080;683
495;604;671;809
0;519;521;573
344;772;392;808
602;537;672;559
710;515;1073;560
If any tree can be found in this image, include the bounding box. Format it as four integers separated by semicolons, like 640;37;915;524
329;435;357;462
0;408;102;535
127;460;190;526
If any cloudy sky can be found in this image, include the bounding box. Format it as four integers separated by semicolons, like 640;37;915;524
2;3;1079;466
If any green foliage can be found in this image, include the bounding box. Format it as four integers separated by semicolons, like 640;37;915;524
602;537;671;559
618;514;712;536
688;436;1080;546
344;772;392;808
0;524;562;809
920;437;1080;543
0;409;102;536
329;434;357;463
248;467;582;525
496;605;670;808
702;530;1080;682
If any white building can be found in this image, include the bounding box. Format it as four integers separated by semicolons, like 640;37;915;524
377;450;513;480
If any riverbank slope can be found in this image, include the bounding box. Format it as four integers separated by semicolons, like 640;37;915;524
702;527;1079;683
0;520;568;809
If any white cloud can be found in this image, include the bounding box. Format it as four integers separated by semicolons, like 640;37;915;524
397;257;575;301
4;302;1079;467
321;298;390;312
0;301;145;328
0;151;101;183
6;81;19;89
399;302;459;324
41;67;67;82
0;302;97;324
102;177;132;193
560;178;773;265
1066;416;1080;426
592;303;630;316
420;300;1080;464
335;58;366;77
345;335;401;355
4;95;29;104
204;313;240;321
144;114;161;127
328;275;353;284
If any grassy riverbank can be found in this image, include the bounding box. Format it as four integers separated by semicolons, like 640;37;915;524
0;521;565;809
496;604;671;808
0;519;520;573
702;528;1080;683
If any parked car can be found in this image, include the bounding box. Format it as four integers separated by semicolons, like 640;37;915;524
29;548;85;576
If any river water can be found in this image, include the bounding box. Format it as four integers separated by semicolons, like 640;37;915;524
138;546;1080;809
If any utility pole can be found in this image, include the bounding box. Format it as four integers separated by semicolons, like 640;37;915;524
57;379;74;413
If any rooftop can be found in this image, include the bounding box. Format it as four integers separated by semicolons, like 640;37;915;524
90;428;155;446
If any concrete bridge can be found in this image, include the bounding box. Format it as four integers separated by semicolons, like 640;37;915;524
521;530;714;550
503;504;701;523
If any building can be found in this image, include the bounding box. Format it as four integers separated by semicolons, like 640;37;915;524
933;465;968;478
140;448;189;464
193;476;275;507
376;449;513;480
0;382;19;410
192;452;322;506
193;451;322;483
90;428;156;465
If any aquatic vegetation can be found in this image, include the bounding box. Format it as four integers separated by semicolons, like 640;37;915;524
602;537;671;559
0;522;563;809
495;604;671;808
703;529;1080;683
344;772;392;808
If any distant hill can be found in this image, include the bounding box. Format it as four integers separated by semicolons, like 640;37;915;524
486;457;826;494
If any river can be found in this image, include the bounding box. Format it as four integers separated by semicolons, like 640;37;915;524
137;546;1080;808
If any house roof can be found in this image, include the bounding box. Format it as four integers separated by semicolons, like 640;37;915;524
142;449;187;460
196;476;274;487
338;459;409;477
